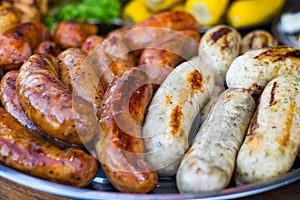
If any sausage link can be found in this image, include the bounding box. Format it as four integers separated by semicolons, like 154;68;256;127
235;75;300;184
16;53;97;145
0;22;50;70
0;107;98;187
81;35;105;53
95;67;158;193
142;57;215;176
34;41;62;56
176;89;255;193
58;48;105;109
54;20;98;49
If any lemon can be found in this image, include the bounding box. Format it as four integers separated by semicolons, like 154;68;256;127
185;0;230;27
123;0;153;25
226;0;286;27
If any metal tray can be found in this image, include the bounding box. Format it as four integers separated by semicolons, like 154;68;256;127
1;154;299;200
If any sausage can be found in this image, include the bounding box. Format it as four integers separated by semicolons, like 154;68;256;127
53;20;98;49
121;11;199;51
95;67;158;193
16;53;97;145
226;46;300;95
0;70;84;149
142;57;215;176
81;35;105;53
198;25;241;83
176;89;256;193
0;107;98;187
58;48;105;109
139;29;200;90
0;6;21;33
235;75;300;184
34;41;62;56
240;30;278;55
88;36;136;90
0;70;36;130
0;22;50;70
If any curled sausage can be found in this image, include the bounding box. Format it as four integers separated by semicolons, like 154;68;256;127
81;35;105;54
0;107;98;187
95;67;158;193
0;22;50;70
16;53;97;145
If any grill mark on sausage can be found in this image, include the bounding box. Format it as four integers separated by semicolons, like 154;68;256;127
269;81;278;106
253;47;300;63
211;27;231;42
277;102;294;148
170;105;182;138
187;70;204;93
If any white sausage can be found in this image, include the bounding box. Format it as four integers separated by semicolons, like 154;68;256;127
226;46;300;95
176;89;255;193
142;57;215;176
236;75;300;184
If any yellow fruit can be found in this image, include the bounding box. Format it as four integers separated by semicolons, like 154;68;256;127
184;0;230;27
171;4;185;11
122;0;153;25
146;0;184;13
226;0;286;27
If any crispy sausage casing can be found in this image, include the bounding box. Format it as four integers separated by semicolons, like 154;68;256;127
176;89;255;193
235;75;300;184
16;53;97;145
95;67;158;193
0;22;50;70
58;48;105;109
0;107;98;187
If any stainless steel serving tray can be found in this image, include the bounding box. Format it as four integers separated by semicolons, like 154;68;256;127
1;154;299;200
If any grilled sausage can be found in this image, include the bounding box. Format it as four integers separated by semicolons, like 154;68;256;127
121;11;199;51
34;41;61;56
0;22;50;70
0;107;98;187
240;30;278;55
53;20;98;49
226;46;300;95
198;25;241;83
0;6;21;33
95;67;158;193
176;89;256;193
142;57;215;176
16;53;97;145
81;35;105;53
0;70;37;130
0;70;84;149
235;75;300;184
58;48;105;109
88;36;136;90
139;29;200;90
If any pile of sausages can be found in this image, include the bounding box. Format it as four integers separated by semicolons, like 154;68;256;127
0;9;299;195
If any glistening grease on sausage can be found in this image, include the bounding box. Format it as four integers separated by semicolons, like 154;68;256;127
0;22;50;70
0;107;98;187
16;53;97;145
95;67;158;193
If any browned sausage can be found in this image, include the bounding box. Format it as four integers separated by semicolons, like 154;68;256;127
0;70;37;130
0;22;50;70
0;107;98;187
139;30;200;89
122;11;200;51
16;53;97;145
34;41;62;56
88;36;136;90
58;48;105;109
95;67;158;193
0;69;83;149
54;20;98;49
81;35;105;53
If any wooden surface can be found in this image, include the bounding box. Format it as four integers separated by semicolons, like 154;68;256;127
0;176;299;200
